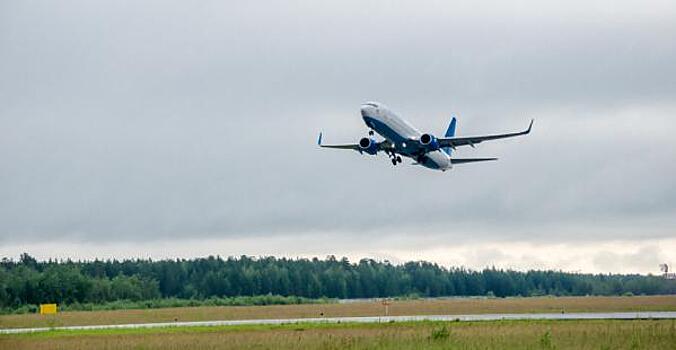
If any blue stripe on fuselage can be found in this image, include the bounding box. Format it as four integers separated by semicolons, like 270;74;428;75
362;116;421;157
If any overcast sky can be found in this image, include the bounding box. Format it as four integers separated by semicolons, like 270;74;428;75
1;1;675;274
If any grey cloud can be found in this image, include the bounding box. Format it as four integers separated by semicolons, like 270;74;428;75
1;1;675;249
592;245;666;274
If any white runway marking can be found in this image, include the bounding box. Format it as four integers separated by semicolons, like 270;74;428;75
1;312;675;335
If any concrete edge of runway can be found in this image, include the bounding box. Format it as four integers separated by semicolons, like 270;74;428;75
1;311;675;335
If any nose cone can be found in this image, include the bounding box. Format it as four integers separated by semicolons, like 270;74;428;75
361;102;379;117
361;105;373;117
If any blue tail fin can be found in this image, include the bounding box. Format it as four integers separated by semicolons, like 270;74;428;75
443;116;457;155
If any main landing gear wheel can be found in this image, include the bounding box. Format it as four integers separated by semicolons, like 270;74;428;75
390;153;402;166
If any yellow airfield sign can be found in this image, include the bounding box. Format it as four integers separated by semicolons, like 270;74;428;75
39;303;57;315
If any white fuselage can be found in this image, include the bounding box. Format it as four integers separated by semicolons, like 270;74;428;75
360;102;452;171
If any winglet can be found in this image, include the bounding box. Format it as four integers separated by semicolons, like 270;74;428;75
526;119;535;134
317;132;323;146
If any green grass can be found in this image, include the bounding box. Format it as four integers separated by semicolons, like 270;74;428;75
8;320;413;338
2;319;675;350
1;295;334;315
2;295;674;330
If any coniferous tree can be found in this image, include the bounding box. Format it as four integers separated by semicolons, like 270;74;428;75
0;253;674;310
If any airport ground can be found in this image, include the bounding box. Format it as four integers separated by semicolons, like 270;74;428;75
1;296;675;349
1;319;674;350
1;295;674;329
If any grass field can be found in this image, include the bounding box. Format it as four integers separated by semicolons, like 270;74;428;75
1;319;674;349
1;295;674;329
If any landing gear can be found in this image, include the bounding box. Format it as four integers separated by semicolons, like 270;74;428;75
388;152;403;166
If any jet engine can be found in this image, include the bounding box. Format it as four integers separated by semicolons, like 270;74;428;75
419;133;440;151
358;137;379;155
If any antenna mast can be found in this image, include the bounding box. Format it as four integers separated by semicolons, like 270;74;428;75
660;264;676;279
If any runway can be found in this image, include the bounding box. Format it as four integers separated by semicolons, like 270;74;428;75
1;311;675;335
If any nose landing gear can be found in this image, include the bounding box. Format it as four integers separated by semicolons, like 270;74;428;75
389;153;403;166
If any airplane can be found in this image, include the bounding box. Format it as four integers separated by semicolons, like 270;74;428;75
318;101;533;171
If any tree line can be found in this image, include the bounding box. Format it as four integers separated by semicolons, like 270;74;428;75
1;253;674;311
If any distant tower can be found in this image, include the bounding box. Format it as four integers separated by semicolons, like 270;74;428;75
660;264;676;280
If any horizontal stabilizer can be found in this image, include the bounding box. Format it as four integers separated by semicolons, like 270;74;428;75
450;158;498;164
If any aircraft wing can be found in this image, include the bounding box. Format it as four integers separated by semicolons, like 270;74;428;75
317;133;391;152
437;119;534;149
319;143;361;150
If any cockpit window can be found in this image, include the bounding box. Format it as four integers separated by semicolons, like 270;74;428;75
364;103;379;108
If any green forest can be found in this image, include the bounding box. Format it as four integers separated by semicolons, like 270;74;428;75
1;254;674;313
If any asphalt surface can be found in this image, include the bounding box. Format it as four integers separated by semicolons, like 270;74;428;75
1;311;675;335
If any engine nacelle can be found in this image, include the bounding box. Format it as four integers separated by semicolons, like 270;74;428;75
419;133;440;151
358;137;379;155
